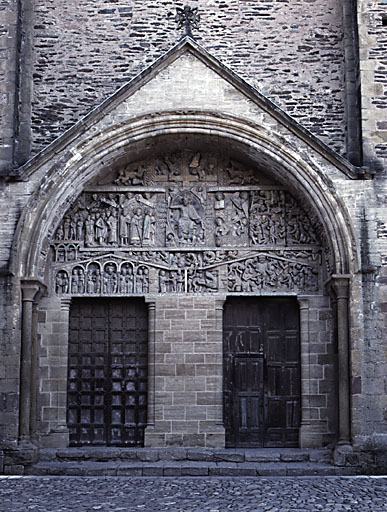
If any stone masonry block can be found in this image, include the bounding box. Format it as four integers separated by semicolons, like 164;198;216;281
183;331;206;343
196;364;222;376
185;406;207;420
173;392;196;406
184;353;204;364
196;392;220;406
184;377;206;391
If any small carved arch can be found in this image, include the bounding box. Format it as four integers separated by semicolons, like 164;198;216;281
118;261;135;294
85;262;103;294
102;261;118;295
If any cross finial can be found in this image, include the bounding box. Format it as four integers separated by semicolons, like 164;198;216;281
175;5;200;39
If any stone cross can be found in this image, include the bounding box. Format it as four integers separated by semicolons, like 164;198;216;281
175;5;200;38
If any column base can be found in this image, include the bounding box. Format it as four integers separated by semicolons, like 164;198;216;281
333;442;353;466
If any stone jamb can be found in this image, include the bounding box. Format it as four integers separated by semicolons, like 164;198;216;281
298;296;312;448
144;297;156;446
215;297;226;431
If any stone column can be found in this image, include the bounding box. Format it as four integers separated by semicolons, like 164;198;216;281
331;275;352;449
19;279;45;445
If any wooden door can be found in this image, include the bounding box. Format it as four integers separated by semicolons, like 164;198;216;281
67;298;148;446
223;297;300;447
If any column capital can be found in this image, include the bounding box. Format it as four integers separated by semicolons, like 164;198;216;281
60;298;72;311
145;300;156;312
21;278;46;302
328;274;351;299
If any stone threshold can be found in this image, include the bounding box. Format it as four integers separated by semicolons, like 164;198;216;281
18;447;364;477
26;460;361;477
39;447;333;464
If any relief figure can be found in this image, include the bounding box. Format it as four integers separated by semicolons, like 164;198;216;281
103;264;117;294
95;213;107;245
106;211;118;245
130;208;143;246
169;193;204;244
119;212;130;245
55;271;69;294
230;191;249;237
85;215;95;247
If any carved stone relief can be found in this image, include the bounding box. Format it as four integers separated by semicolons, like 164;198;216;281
51;151;325;296
228;254;318;293
166;188;205;246
55;260;150;296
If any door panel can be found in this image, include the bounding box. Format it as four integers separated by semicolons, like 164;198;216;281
232;357;264;446
68;298;148;446
224;297;300;448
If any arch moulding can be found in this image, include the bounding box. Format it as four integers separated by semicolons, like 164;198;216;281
12;111;358;280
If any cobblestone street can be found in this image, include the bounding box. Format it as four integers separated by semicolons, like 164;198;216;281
0;476;386;511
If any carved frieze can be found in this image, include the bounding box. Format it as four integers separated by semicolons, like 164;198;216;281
55;260;150;296
227;253;318;293
51;151;325;296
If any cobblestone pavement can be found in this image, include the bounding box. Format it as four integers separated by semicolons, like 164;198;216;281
0;476;386;511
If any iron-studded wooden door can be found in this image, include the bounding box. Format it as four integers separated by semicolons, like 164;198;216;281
67;299;148;446
223;297;300;448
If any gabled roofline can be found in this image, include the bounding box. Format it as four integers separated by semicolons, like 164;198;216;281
9;36;371;181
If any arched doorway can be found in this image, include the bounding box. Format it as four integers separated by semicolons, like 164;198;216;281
12;117;357;449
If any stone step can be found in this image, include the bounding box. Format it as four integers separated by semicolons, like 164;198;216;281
38;447;332;465
25;460;359;477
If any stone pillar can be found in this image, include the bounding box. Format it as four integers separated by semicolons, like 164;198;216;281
331;275;352;452
47;298;72;446
144;299;156;444
19;279;45;445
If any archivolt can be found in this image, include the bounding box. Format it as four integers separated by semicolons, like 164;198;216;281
11;111;358;279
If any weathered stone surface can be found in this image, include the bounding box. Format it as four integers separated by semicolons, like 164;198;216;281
24;0;347;156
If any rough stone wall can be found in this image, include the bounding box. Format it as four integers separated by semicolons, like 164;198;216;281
357;0;387;450
0;275;20;447
31;0;346;156
0;0;18;172
358;0;387;166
